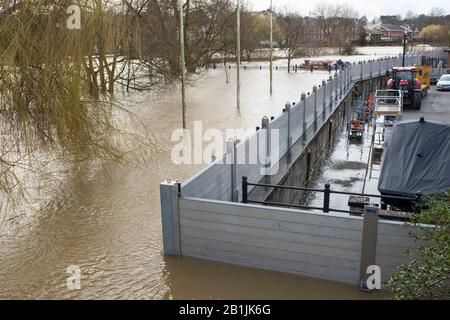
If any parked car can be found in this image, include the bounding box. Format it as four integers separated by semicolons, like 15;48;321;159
437;74;450;91
430;62;444;85
431;76;439;85
431;70;440;85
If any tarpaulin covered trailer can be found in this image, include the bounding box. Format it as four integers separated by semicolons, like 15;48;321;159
378;118;450;206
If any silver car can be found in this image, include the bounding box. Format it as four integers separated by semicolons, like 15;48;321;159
437;74;450;91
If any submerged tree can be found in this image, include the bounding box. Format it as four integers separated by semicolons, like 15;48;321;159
141;0;237;73
277;10;305;72
312;3;362;54
0;0;261;228
0;0;146;227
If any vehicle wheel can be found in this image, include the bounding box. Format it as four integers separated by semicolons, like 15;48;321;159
413;91;422;110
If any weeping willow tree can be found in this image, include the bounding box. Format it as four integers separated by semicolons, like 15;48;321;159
0;0;146;227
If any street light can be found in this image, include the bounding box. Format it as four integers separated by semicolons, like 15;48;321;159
179;0;187;129
262;1;274;96
402;29;408;67
236;0;241;109
269;0;273;96
402;27;414;67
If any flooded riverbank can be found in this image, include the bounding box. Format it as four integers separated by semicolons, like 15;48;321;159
0;48;406;299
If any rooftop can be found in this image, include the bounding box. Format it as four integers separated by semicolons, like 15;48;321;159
375;24;407;32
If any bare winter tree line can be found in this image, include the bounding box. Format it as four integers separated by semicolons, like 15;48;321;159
0;1;368;96
0;0;367;223
384;8;450;45
276;4;364;72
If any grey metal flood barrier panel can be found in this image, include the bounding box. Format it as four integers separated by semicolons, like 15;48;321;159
179;197;364;284
160;184;426;286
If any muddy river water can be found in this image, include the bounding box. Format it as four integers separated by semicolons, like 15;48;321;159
0;47;406;299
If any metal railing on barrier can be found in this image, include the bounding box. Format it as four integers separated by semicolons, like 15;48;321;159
241;176;421;215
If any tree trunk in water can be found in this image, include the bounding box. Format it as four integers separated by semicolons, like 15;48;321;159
224;58;229;83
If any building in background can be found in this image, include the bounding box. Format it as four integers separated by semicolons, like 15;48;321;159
374;24;408;41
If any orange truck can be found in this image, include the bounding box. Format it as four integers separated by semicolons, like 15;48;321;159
414;66;431;97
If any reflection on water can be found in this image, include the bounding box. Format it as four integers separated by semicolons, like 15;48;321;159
302;104;380;210
0;49;400;299
163;256;387;300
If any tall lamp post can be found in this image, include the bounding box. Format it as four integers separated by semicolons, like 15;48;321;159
236;0;241;109
269;0;273;96
402;29;407;67
179;0;187;129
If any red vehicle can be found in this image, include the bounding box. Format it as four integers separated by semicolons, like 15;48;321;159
387;67;422;110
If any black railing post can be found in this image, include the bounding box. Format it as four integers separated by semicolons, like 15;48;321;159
415;191;422;214
323;184;331;213
242;176;248;204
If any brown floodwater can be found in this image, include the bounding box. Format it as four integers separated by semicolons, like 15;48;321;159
0;49;402;299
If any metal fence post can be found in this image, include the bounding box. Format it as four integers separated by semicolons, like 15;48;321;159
348;64;353;87
343;68;346;92
301;93;307;143
334;73;338;102
322;80;327;122
329;76;333;112
415;191;423;214
286;102;292;163
323;184;330;213
349;64;353;83
242;176;248;203
227;139;239;202
328;120;333;144
160;180;181;256
345;66;350;91
369;60;372;78
360;62;363;81
359;206;379;291
313;86;318;131
346;67;349;90
261;116;271;170
339;71;343;99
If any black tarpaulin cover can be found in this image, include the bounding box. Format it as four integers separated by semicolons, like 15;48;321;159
378;119;450;198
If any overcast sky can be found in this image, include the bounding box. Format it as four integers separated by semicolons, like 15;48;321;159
248;0;450;20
